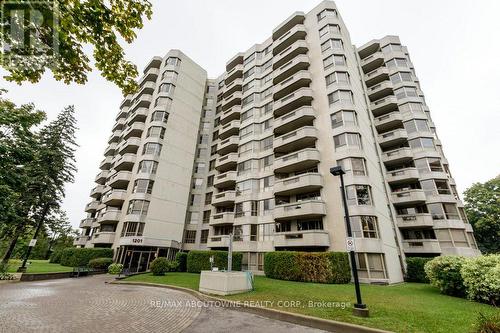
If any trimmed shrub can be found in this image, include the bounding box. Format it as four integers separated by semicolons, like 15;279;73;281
60;248;113;267
88;257;113;270
424;255;466;297
108;263;123;275
472;312;500;333
49;248;65;264
150;257;178;276
461;254;500;305
405;257;432;283
264;251;351;284
186;250;242;273
176;252;188;272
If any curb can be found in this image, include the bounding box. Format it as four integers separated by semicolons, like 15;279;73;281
110;280;392;333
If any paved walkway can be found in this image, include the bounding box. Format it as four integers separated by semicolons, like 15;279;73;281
0;275;325;333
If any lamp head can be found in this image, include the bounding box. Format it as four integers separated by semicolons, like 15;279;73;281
330;165;345;176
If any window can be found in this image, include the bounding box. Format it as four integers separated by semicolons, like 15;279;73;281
154;96;172;108
241;109;254;121
120;222;145;237
137;160;158;174
262;155;273;170
330;110;356;128
192;178;203;189
325;71;349;86
390;72;412;84
133;179;154;194
386;58;408;68
158;83;175;94
243;67;255;80
328;90;353;105
202;210;211;224
151;111;169;123
127;200;150;215
207;175;214;187
243;53;255;66
399;102;424;113
261;136;273;151
204;192;212;205
239;124;254;139
147;126;166;139
333;133;362;149
317;8;337;21
409;137;434;150
142;143;162;156
351;216;379;238
337;157;367;176
323;54;346;69
321;39;343;53
261;87;273;99
381;43;403;53
161;70;178;81
297;219;324;231
241;94;255;107
395;86;418;99
165;57;181;66
184;230;196;244
346;185;372;205
356;253;387;279
242;80;254;93
263;175;274;191
194;162;206;173
414;157;443;174
404;119;429;133
319;24;340;37
200;230;209;243
237;160;254;175
428;203;460;220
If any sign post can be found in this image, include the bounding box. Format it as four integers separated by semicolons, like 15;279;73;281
227;233;233;272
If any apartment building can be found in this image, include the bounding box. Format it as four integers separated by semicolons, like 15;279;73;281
75;1;479;283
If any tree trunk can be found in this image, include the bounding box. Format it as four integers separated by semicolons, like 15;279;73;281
1;227;23;264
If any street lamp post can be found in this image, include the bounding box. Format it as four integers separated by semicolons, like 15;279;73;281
330;166;369;317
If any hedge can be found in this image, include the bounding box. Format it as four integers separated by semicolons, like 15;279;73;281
88;257;113;270
49;248;65;263
424;256;467;297
176;252;187;272
59;248;113;267
187;250;242;273
405;257;432;283
264;251;351;284
461;254;500;305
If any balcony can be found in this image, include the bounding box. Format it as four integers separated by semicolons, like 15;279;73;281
218;120;240;140
225;64;243;85
117;137;141;155
273;40;308;70
99;156;113;170
127;107;148;125
102;189;128;206
215;153;238;172
142;67;159;82
122;122;145;140
114;153;136;171
129;94;152;113
274;106;315;135
273;55;309;85
210;212;235;225
103;142;117;156
370;96;398;116
217;135;239;155
212;191;236;207
274;148;320;173
396;214;434;228
391;189;427;206
108;171;132;189
95;170;110;185
364;67;390;88
73;236;90;246
386;167;420;184
91;232;116;245
79;218;95;228
402;240;441;254
273;24;307;55
220;105;241;125
214;171;237;189
207;235;230;248
116;108;128;122
108;130;122;144
378;128;408;148
274;126;317;154
137;81;155;96
273;71;312;100
381;147;413;165
120;95;132;109
223;78;243;98
360;51;385;73
274;230;330;248
85;200;99;213
367;81;393;101
222;91;242;111
273;88;313;117
274;200;326;220
98;210;122;223
274;173;323;196
112;118;126;132
374;111;403;132
225;53;244;73
90;185;106;198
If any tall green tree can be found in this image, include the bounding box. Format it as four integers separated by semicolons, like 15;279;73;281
1;0;152;95
464;175;500;254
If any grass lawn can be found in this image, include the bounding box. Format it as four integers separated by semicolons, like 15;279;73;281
6;259;73;274
124;273;497;333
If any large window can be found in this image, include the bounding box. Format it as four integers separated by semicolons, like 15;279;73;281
317;8;337;21
333;133;362;149
151;111;169;123
161;70;178;81
386;58;408;68
356;253;387;279
323;54;346;69
325;71;349;86
297;219;324;231
321;38;343;53
428;203;460;220
154;96;172;108
390;72;412;84
120;222;145;237
337;157;367;176
381;43;402;53
200;230;209;243
346;185;372;205
328;90;353;105
158;83;175;94
414;157;443;174
133;179;154;194
165;57;181;66
395;86;418;99
137;160;158;174
330;110;357;128
127;200;150;215
142;143;162;156
409;137;434;150
184;230;196;244
351;216;379;238
147;126;166;139
404;119;429;133
319;24;340;37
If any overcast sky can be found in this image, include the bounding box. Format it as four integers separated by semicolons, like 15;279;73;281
1;0;499;229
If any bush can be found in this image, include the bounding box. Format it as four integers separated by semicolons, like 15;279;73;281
405;257;432;283
108;263;123;275
264;251;351;284
187;250;242;273
150;257;178;276
88;257;113;270
49;248;65;264
461;254;500;305
472;312;500;333
59;248;113;267
176;252;188;272
424;255;466;297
